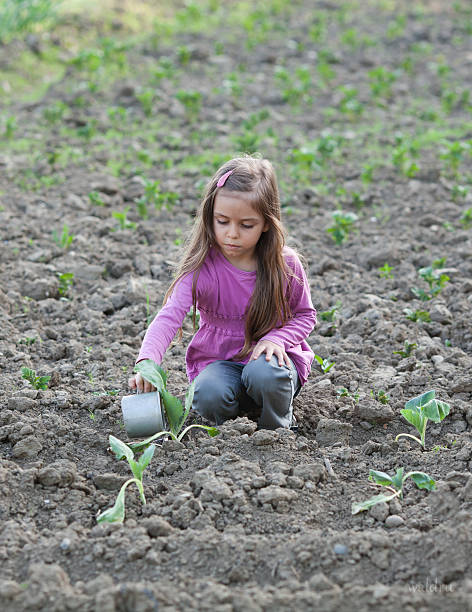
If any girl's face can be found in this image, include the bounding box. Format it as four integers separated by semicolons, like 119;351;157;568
213;191;268;271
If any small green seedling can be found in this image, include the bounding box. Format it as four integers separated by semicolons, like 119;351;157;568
314;354;335;373
337;387;359;402
379;263;394;279
96;436;155;524
368;66;398;100
112;207;137;231
326;211;358;245
128;360;219;452
352;467;436;514
395;389;450;449
52;224;74;249
135;179;178;212
361;164;374;184
451;185;469;202
371;389;390;404
411;259;449;301
2;115;17;138
460;207;472;229
175;90;202;120
393;341;417;358
440;140;471;175
403;308;431;323
338;86;364;118
58;272;74;297
319;302;341;323
21;367;50;390
89;191;106;206
136;89;155;117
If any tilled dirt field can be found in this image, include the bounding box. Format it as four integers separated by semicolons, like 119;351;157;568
1;1;472;610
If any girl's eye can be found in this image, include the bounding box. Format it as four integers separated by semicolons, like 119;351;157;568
215;219;253;229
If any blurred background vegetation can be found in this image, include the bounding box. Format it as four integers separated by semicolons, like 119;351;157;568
1;1;471;205
0;0;185;102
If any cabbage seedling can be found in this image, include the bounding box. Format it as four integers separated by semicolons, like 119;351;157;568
337;387;359;402
352;467;436;514
314;354;334;373
393;341;417;358
319;301;341;322
21;367;50;390
96;435;155;524
129;360;218;452
403;308;431;323
326;210;358;245
411;260;449;301
379;263;394;279
395;389;450;449
371;389;390;404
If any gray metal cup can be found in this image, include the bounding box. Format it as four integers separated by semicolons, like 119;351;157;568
121;391;166;438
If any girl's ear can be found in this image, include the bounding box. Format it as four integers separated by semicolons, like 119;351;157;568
262;221;269;232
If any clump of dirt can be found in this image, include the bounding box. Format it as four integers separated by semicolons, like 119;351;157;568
1;1;472;609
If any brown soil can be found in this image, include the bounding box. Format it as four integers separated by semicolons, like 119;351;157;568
1;1;472;610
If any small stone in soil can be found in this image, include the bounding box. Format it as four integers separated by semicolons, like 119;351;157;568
369;501;389;522
60;538;71;551
385;515;405;528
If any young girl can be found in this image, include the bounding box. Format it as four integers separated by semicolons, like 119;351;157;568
129;156;316;430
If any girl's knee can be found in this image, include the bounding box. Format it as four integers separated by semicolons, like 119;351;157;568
242;355;290;388
193;378;238;422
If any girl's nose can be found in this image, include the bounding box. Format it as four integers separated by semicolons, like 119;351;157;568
226;224;239;238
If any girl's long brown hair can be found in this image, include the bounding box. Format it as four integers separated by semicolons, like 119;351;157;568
164;155;294;360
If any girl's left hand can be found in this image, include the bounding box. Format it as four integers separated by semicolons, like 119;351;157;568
251;340;290;367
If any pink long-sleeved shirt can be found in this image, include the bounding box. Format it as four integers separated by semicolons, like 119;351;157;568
138;246;317;385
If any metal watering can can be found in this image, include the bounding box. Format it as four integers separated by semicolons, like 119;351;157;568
121;390;167;438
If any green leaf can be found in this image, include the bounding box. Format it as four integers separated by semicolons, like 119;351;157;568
161;389;184;436
368;470;394;486
322;360;334;372
391;467;404;490
128;431;169;453
352;492;398;515
134;359;166;391
96;479;134;524
138;444;156;470
177;423;220;441
178;380;195;435
129;458;144;481
404;389;435;410
423;399;450;423
153;363;167;388
134;476;146;504
38;376;51;389
435;399;451;420
411;287;430;301
184;381;195;416
109;435;134;462
409;472;436;491
400;407;424;433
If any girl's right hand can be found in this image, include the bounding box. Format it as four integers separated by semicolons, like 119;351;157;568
128;373;156;393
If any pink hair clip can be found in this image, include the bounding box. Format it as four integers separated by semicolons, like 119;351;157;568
217;169;234;188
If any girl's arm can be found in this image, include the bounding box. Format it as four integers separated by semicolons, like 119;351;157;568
131;273;195;389
259;252;316;350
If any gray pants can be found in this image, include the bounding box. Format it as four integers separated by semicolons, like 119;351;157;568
192;355;300;430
